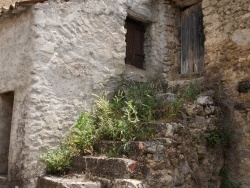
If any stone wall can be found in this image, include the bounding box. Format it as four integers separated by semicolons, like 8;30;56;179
0;0;18;8
124;0;181;82
25;0;127;187
202;0;250;187
143;0;181;81
15;0;165;187
0;10;34;187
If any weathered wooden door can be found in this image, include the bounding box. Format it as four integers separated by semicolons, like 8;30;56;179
181;3;205;74
125;19;145;69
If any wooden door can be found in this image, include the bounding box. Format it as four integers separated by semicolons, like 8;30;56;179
181;3;205;74
125;19;145;69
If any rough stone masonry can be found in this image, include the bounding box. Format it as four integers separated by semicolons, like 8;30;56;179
0;0;249;187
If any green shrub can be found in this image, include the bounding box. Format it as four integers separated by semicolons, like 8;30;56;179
71;113;96;153
169;98;184;117
40;113;96;175
182;83;201;102
115;81;164;121
206;131;221;148
93;91;155;142
39;144;74;175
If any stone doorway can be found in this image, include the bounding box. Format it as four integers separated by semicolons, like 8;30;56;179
0;92;14;176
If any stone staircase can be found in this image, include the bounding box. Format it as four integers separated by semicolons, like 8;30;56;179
37;121;223;188
38;156;145;188
37;123;174;188
0;90;223;188
37;91;225;187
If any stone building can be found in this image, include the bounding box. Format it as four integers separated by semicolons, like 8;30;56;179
0;0;249;187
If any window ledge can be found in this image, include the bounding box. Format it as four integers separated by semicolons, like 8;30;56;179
123;64;147;82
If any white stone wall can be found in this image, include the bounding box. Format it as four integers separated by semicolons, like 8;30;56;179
0;11;34;187
26;0;127;187
26;0;159;187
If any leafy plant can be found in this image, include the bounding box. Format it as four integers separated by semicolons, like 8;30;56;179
206;131;222;148
182;83;201;102
90;80;162;143
71;113;96;153
169;98;184;117
115;81;164;121
39;144;75;175
41;80;201;174
40;113;96;174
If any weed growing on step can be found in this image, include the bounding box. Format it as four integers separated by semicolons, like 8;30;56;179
70;113;96;153
182;83;201;102
219;166;240;188
93;81;160;142
40;81;161;174
167;83;201;118
39;143;75;175
115;80;164;121
40;113;95;174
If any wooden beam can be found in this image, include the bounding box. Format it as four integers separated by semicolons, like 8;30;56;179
18;0;70;5
18;0;48;5
173;0;202;8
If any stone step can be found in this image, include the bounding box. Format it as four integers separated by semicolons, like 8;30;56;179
93;140;167;159
37;176;101;188
71;156;138;179
0;176;9;188
38;176;145;188
114;179;145;188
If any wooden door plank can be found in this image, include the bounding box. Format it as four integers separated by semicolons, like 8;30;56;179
181;3;204;74
125;21;134;66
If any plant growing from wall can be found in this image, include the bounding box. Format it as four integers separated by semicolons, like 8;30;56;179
205;130;222;148
40;80;161;174
219;166;240;188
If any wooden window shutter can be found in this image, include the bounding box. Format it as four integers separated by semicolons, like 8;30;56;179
125;19;145;69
